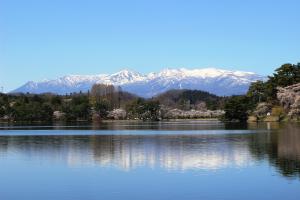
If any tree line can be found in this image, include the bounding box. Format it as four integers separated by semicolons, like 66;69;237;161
223;63;300;121
0;84;160;122
0;84;227;122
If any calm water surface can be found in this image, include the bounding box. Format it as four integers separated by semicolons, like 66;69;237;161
0;121;300;200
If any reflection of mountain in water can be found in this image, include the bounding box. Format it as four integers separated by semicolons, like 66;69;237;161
0;124;300;178
90;135;254;171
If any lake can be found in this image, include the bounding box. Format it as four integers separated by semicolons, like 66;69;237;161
0;120;300;200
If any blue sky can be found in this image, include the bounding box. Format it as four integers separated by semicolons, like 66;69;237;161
0;0;300;92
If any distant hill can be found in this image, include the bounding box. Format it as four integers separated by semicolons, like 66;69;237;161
154;89;226;110
11;68;265;97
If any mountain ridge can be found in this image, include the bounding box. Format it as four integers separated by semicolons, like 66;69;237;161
11;68;265;97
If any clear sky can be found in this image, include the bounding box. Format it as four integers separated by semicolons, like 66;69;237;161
0;0;300;92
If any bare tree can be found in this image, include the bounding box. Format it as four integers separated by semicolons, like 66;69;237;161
90;84;122;109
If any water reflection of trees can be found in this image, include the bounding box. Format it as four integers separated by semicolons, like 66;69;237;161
0;120;226;131
0;124;300;178
0;134;253;170
247;123;300;179
89;135;255;170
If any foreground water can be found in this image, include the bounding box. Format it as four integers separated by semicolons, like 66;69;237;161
0;121;300;200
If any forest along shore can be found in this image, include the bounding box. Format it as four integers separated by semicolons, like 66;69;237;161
0;87;225;122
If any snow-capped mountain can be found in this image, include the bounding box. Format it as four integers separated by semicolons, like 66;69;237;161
11;68;265;97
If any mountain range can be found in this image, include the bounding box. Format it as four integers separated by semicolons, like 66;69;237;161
11;68;265;97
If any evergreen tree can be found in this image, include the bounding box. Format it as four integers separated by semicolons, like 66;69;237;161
224;96;252;122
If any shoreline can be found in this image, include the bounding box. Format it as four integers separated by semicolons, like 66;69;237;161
1;118;299;125
0;118;221;124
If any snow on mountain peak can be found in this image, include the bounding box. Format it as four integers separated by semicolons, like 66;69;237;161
109;69;146;84
155;68;186;78
11;67;265;97
148;67;257;79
